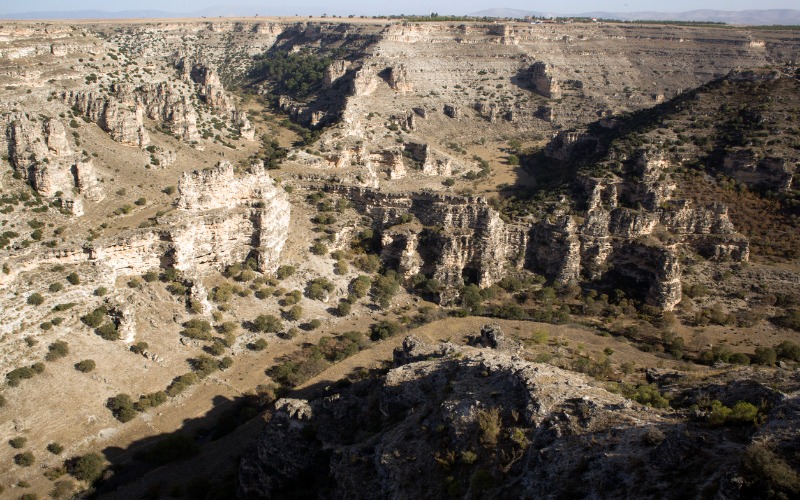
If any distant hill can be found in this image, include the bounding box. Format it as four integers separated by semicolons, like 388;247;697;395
0;4;298;20
0;10;176;20
470;8;800;25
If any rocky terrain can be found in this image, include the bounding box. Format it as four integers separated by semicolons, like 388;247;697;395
0;17;798;499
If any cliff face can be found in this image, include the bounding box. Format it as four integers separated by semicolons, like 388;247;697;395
167;161;290;274
5;115;104;212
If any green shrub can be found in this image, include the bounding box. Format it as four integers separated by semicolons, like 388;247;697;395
66;272;80;285
142;270;159;282
335;300;352;317
67;453;105;483
181;319;213;340
252;314;283;333
94;287;107;296
135;391;168;411
9;436;27;449
45;340;69;361
276;265;296;279
189;355;219;378
776;341;800;361
74;360;96;373
306;277;335;300
286;305;303;321
7;366;36;386
48;282;64;293
107;394;137;422
248;339;268;351
130;341;149;355
219;356;234;370
370;320;404;341
754;347;777;366
14;451;35;466
350;275;371;298
27;293;45;306
371;274;400;309
47;443;64;455
164;372;197;398
81;306;107;328
95;322;119;341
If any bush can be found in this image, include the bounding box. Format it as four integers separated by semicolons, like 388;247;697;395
219;356;234;370
81;306;107;328
74;360;96;373
14;451;35;466
310;241;328;255
27;293;45;306
95;322;119;341
66;272;80;285
708;400;760;426
142;270;159;282
335;300;352;317
754;347;777;366
45;340;69;361
130;341;149;355
94;286;107;296
107;394;137;422
370;320;404;341
135;391;168;411
189;355;220;378
47;443;64;455
7;366;36;386
304;319;322;331
181;319;213;340
9;436;27;448
67;453;105;483
252;314;283;333
205;342;226;356
371;274;400;309
306;277;335;301
248;339;268;351
276;265;296;279
49;282;64;293
776;341;800;361
741;443;800;497
286;305;303;321
165;373;198;397
350;275;371;298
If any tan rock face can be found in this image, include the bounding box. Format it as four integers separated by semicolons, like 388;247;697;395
5;116;105;206
172;161;291;273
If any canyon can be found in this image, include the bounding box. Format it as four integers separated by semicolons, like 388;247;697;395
0;16;798;499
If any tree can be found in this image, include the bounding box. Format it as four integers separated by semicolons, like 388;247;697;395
67;453;105;483
107;394;136;423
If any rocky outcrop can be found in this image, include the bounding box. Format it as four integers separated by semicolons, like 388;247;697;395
387;64;413;93
169;161;290;273
239;337;669;499
138;83;200;143
528;61;561;99
5;116;104;208
721;150;796;192
63;91;150;147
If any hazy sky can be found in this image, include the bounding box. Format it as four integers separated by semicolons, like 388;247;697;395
1;0;798;15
